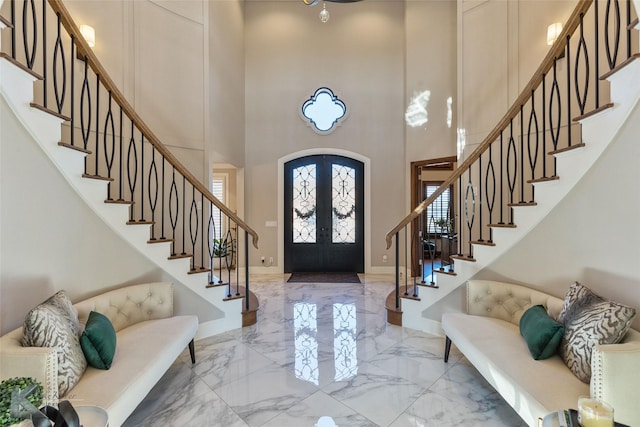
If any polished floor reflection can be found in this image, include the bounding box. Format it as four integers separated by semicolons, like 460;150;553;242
122;274;526;427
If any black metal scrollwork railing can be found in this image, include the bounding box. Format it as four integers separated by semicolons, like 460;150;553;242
1;0;259;311
386;0;638;310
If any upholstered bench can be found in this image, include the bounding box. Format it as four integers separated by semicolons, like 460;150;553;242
442;280;640;427
0;282;199;427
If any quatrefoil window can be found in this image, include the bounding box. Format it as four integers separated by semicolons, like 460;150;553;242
301;87;347;135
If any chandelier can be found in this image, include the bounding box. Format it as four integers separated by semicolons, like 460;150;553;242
303;0;363;23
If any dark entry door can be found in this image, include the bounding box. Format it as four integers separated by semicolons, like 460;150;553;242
284;155;364;273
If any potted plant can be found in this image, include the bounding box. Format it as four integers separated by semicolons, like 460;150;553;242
433;218;453;234
0;377;43;427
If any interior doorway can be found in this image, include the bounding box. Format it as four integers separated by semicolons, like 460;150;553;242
410;156;457;277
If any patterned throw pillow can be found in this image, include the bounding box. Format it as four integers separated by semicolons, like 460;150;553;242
23;291;87;397
558;282;636;383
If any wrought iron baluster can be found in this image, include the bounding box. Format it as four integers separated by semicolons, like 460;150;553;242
94;74;100;176
485;143;496;243
52;13;66;114
478;154;483;242
506;119;517;224
519;106;525;203
70;35;75;147
605;0;621;70
42;0;46;108
161;157;166;239
181;176;186;255
527;90;539;202
189;186;198;271
625;0;631;59
499;132;504;224
80;59;91;171
169;167;179;256
127;120;138;221
200;193;205;270
457;174;463;255
140;135;145;221
464;167;475;257
22;0;37;69
118;109;123;200
10;0;16;59
566;35;572;148
549;59;561;155
207;201;216;284
148;146;158;239
595;0;600;108
542;75;547;178
575;13;590;116
104;91;115;199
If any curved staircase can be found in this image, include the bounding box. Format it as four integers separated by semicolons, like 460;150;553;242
0;0;258;336
387;0;640;333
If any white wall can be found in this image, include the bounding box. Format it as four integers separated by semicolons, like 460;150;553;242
0;96;216;335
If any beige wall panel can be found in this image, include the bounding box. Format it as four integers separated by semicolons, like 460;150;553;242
405;1;457;162
150;0;205;24
65;0;127;91
461;0;509;150
209;0;245;167
245;1;405;269
134;1;204;153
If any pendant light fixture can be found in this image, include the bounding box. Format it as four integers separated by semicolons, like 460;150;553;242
303;0;363;23
319;2;330;23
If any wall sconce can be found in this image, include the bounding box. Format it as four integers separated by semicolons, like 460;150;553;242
547;22;564;58
79;24;95;48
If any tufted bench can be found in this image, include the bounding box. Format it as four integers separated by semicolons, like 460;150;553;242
0;282;199;427
441;280;640;427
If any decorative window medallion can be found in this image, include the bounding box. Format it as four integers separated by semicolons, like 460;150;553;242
300;87;348;135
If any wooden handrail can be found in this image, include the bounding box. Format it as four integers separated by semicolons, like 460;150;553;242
385;0;594;249
48;0;259;249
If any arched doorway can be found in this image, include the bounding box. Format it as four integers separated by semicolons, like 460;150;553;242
284;154;364;273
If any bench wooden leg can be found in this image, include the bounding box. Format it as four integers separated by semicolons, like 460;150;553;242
189;339;195;364
444;336;452;363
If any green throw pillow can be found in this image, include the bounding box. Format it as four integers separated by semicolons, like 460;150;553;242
80;311;116;370
519;305;564;360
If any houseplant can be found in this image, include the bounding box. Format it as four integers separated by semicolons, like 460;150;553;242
0;377;43;427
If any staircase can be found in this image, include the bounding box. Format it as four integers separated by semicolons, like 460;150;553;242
387;0;640;333
0;0;259;336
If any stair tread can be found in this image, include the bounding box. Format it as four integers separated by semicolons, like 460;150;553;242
188;268;211;275
30;103;71;122
528;175;559;184
600;53;640;80
450;255;476;262
573;103;614;122
127;220;155;225
82;173;114;182
488;223;517;228
147;238;173;244
0;52;42;80
105;199;134;205
549;143;586;156
168;253;193;260
508;202;537;207
471;240;496;247
436;268;457;276
58;142;91;155
0;14;13;28
630;18;639;30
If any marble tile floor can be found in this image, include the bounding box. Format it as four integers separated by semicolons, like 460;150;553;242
122;274;527;427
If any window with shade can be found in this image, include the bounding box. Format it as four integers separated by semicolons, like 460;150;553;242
424;182;453;234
